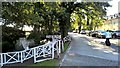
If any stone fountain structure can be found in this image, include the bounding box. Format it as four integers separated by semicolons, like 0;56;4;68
15;38;35;51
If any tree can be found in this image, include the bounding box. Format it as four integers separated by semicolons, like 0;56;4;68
70;2;111;31
2;2;111;44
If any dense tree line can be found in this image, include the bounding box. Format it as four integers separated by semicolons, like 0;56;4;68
2;1;111;45
2;26;25;52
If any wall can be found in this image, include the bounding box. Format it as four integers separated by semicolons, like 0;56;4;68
96;17;120;30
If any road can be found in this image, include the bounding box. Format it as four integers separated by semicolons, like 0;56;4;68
83;34;119;52
59;33;118;67
92;38;119;46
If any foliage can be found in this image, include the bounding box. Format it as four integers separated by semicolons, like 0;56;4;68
70;2;111;31
2;41;14;52
2;2;111;48
27;31;46;44
2;26;25;52
2;26;25;42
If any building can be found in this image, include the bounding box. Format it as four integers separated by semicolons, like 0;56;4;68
97;13;120;30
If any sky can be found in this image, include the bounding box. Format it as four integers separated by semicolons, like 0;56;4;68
106;0;120;16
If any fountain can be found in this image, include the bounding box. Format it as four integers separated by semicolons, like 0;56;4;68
20;38;29;50
15;38;30;51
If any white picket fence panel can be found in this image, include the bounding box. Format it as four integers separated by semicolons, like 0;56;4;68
0;36;71;67
33;41;53;63
21;49;34;63
0;51;22;66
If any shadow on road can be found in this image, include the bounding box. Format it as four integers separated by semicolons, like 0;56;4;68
80;36;119;53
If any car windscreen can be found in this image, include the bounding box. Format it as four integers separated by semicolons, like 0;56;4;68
101;31;105;33
116;31;120;32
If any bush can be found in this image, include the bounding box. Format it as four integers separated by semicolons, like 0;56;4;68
2;26;26;52
2;41;14;52
27;32;46;45
2;26;25;42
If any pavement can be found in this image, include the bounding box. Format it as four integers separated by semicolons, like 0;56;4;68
86;35;119;46
83;34;119;52
59;33;118;66
93;39;119;46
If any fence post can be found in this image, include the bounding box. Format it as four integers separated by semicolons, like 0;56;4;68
21;51;23;63
43;46;45;57
0;54;3;67
18;52;20;62
58;40;61;53
61;40;64;52
56;41;60;58
51;42;55;59
33;48;36;63
4;54;6;64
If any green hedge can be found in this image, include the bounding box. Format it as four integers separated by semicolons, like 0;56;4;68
2;26;25;52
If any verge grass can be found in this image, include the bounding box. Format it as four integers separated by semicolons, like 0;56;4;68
27;41;70;68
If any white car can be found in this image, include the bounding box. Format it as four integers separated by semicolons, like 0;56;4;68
80;30;86;34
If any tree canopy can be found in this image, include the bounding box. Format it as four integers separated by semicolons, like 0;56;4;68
2;1;111;40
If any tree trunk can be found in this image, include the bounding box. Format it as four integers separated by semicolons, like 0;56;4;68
78;26;81;33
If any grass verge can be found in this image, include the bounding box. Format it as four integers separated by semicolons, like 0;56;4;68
27;41;70;68
63;41;70;52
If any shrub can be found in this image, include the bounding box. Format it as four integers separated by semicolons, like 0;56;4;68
2;26;26;52
27;32;46;45
2;41;14;52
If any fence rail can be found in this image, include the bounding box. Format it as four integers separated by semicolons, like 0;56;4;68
0;36;71;67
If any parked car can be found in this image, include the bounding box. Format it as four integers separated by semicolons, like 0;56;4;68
89;31;98;37
112;30;120;38
86;30;92;36
80;30;86;34
73;30;77;33
86;30;90;35
107;30;114;34
96;30;106;38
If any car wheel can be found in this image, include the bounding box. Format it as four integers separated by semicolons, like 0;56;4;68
96;35;98;37
112;35;116;39
99;36;102;38
100;36;102;38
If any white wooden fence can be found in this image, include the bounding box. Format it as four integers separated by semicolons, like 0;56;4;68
0;36;71;67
